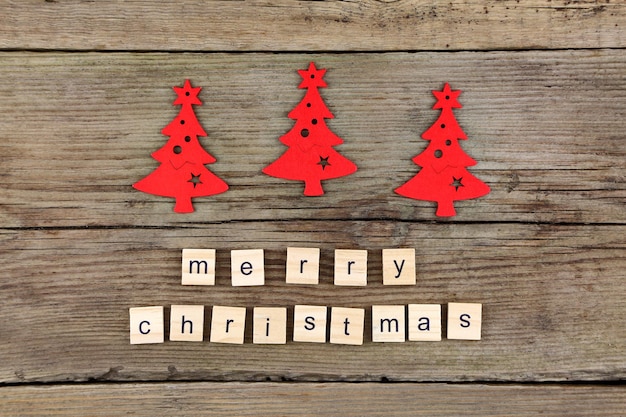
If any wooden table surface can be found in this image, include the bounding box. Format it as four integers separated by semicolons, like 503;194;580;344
1;1;624;415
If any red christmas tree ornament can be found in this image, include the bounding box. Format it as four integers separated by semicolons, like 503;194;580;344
133;80;228;213
263;62;357;196
395;83;490;217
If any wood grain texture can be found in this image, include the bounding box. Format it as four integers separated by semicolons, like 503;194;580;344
1;223;624;383
0;51;624;227
0;0;624;51
2;382;626;416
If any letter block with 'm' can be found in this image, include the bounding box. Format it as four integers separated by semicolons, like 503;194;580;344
372;305;406;342
129;306;164;344
182;249;216;285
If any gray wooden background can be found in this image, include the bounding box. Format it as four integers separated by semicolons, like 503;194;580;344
0;1;624;415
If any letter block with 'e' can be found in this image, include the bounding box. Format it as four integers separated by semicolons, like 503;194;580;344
231;249;265;286
372;305;406;342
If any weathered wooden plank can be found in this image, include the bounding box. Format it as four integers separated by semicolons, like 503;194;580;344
2;382;625;417
0;51;624;227
0;0;624;51
1;223;624;383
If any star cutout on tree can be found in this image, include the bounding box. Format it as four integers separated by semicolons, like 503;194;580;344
298;62;328;89
188;173;202;188
433;83;462;110
317;156;331;170
451;176;464;191
173;79;202;106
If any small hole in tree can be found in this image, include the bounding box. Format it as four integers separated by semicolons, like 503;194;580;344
312;119;318;125
180;119;185;125
445;140;451;146
306;103;311;108
173;146;182;154
434;149;443;158
185;136;191;142
440;123;445;128
301;129;309;138
186;92;190;96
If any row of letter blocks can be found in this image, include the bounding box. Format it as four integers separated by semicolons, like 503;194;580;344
183;248;418;285
130;303;482;345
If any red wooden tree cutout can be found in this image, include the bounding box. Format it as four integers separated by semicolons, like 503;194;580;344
263;62;357;196
133;80;228;213
395;83;490;217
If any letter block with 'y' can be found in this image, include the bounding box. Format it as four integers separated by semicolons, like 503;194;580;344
231;249;265;286
382;248;416;285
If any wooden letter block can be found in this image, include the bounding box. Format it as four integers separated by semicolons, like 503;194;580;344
181;249;216;286
253;307;287;344
293;305;328;343
330;307;365;345
372;305;406;342
170;305;205;342
129;306;164;345
382;248;416;286
286;247;320;285
408;304;441;341
210;306;247;344
334;249;368;286
231;249;265;286
447;303;482;340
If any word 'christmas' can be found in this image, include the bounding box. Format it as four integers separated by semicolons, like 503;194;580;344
182;248;418;286
130;303;482;345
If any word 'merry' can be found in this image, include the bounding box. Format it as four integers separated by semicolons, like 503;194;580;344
182;248;418;286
